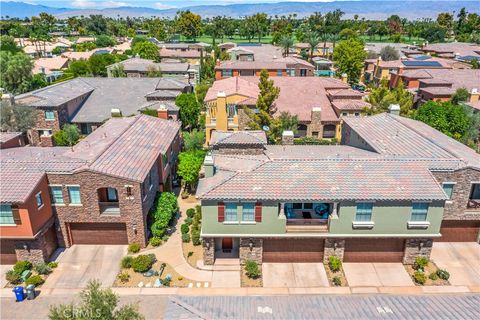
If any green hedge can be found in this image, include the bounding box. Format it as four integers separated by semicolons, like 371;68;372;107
150;192;178;238
294;137;338;145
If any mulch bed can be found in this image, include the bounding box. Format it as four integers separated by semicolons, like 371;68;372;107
405;261;450;286
240;265;262;287
324;264;349;287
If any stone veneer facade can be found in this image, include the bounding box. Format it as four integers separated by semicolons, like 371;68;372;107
402;238;433;264
323;238;345;263
14;223;58;264
239;238;263;264
432;168;480;220
202;237;215;265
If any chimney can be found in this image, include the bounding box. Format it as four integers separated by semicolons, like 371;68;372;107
341;73;348;83
388;104;401;116
216;91;228;131
203;153;215;178
157;104;168;119
111;108;122;117
1;93;15;107
282;130;294;145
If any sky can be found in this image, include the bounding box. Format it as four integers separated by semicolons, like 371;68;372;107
12;0;420;10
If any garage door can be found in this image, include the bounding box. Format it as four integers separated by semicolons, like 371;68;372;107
438;220;480;242
263;239;324;262
344;239;405;262
0;240;17;264
69;223;128;245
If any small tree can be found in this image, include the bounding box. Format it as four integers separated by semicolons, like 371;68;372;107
95;35;116;47
150;192;178;237
177;150;206;192
176;93;200;130
110;65;126;77
133;41;160;62
380;45;400;61
53;124;81;146
450;87;470;105
48;280;144;320
333;38;367;84
248;69;280;131
0;101;38;133
183;129;205;151
279;34;293;57
146;65;162;77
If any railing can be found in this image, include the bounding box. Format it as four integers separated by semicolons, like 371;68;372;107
467;199;480;209
286;219;328;233
99;202;120;215
287;219;328;225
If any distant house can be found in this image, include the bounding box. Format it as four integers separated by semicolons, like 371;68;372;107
106;57;195;80
420;42;480;60
203;76;369;144
294;42;333;58
14;78;192;145
0;132;24;149
33;57;69;82
215;57;315;80
0;115;181;264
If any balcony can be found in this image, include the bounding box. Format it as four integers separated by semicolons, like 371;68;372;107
467;199;480;210
99;202;120;215
286;219;328;233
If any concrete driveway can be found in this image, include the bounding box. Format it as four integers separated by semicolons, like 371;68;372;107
431;242;480;286
43;245;127;289
343;263;413;287
0;265;13;288
263;263;329;288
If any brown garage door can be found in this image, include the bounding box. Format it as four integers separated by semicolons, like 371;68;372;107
0;240;17;264
438;220;480;242
69;223;128;245
263;239;324;262
344;239;405;262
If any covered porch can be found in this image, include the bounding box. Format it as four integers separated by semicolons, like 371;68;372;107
282;202;337;233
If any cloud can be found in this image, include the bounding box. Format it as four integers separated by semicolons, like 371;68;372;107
71;0;129;8
153;2;177;9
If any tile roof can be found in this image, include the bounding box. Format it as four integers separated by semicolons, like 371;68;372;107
0;162;46;203
210;131;267;147
343;113;480;167
198;159;448;201
401;69;480;92
205;76;349;122
107;57;189;73
331;100;371;111
160;48;201;58
33;57;69;74
0;132;22;143
264;145;379;160
419;87;455;96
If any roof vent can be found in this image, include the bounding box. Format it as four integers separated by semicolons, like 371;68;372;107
472;88;478;94
111;108;122;117
388;104;401;116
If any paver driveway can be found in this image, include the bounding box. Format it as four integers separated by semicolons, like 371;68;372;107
42;245;127;289
343;263;413;287
431;242;480;286
262;263;329;287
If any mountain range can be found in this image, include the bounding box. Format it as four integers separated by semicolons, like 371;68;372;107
1;1;479;20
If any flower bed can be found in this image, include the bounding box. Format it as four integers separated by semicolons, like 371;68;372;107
4;261;58;288
241;263;262;287
405;257;450;286
324;256;348;287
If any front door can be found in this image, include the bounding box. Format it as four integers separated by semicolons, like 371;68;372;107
222;237;233;252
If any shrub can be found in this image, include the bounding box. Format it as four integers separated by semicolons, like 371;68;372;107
47;262;58;269
150;192;178;237
6;270;21;284
185;217;193;225
332;276;342;286
117;271;130;283
121;256;133;269
181;223;190;234
13;261;32;275
413;257;429;271
25;275;44;286
181;233;191;243
245;260;260;279
195;205;202;219
186;208;196;218
131;255;154;273
328;256;342;273
147;253;157;264
436;269;450;281
34;263;52;275
161;235;170;242
187;251;194;258
161;277;171;287
191;230;201;246
128;243;141;254
413;271;426;285
149;237;162;247
428;272;438;280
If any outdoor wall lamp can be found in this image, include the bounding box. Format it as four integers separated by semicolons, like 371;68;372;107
23;243;29;251
249;238;254;251
133;223;137;235
419;241;424;250
206;241;210;250
333;241;338;250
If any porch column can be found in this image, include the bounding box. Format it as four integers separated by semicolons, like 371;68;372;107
279;203;286;219
202;237;215;265
331;202;338;217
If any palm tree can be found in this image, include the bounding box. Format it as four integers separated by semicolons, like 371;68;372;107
305;31;320;62
279;34;293;57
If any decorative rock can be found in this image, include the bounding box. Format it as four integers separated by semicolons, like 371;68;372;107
154;279;161;288
138;282;144;288
145;282;152;287
165;274;172;281
143;269;155;277
188;283;193;288
204;282;209;288
196;282;201;288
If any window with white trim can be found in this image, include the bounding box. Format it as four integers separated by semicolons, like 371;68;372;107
50;186;64;204
68;186;81;204
242;203;255;221
442;183;455;200
355;202;373;221
225;203;237;222
0;204;14;224
44;110;55;121
411;203;429;221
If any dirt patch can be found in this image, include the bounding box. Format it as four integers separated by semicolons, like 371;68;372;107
405;262;450;286
114;261;196;288
182;241;203;269
241;265;262;287
324;264;349;287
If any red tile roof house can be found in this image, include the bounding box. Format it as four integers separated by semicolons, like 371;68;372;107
196;111;480;266
215;57;315;80
14;77;191;146
204;76;370;143
0;132;25;149
0;115;181;264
